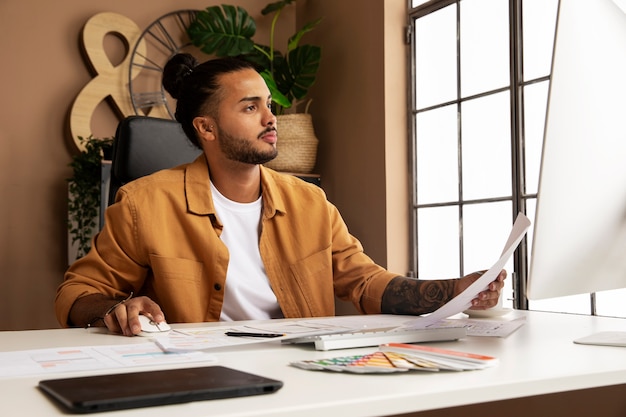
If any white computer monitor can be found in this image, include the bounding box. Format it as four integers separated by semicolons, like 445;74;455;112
527;0;626;345
528;0;626;300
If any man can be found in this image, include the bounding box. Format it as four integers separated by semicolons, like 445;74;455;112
56;55;505;336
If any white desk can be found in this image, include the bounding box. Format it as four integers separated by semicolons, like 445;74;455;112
2;311;626;417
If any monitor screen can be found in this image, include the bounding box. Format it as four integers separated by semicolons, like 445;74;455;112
527;0;626;301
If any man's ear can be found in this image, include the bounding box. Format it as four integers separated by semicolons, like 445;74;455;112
192;116;215;141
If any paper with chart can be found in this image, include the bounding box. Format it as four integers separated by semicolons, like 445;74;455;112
401;212;531;329
0;342;216;378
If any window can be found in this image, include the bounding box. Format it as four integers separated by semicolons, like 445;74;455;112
407;0;626;317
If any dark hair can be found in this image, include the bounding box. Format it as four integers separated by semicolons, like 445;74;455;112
162;53;257;148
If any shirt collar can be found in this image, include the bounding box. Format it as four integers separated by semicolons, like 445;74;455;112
184;155;286;217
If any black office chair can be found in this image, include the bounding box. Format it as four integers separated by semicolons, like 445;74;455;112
107;116;202;206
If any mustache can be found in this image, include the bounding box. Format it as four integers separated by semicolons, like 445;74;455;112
258;127;277;138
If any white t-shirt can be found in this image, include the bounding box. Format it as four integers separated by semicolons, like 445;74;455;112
210;183;283;321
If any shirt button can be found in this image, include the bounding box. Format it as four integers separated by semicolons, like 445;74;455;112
214;283;222;291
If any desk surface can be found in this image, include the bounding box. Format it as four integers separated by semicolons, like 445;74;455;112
2;310;626;416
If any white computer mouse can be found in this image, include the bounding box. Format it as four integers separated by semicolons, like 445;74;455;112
137;314;171;337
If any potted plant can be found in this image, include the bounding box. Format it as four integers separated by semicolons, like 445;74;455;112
67;135;113;261
187;0;322;173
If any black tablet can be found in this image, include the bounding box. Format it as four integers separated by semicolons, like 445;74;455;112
38;365;283;413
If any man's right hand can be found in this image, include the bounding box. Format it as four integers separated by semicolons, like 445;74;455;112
69;293;166;336
103;295;165;336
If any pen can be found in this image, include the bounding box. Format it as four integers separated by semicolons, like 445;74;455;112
225;331;285;338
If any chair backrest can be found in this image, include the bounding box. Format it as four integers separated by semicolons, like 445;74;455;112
108;116;202;205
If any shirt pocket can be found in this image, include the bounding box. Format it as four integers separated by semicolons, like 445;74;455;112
149;254;204;282
290;247;334;315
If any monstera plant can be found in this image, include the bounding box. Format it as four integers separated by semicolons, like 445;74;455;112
187;0;322;115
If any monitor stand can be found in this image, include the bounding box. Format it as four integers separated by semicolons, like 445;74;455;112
574;331;626;347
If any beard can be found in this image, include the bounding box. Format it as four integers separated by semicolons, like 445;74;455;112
218;129;278;165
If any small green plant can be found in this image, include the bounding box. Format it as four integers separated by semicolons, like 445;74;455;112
67;136;113;259
187;0;322;114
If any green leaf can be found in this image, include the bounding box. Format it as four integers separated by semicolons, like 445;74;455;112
187;5;257;57
260;70;291;108
261;0;297;15
275;45;321;102
288;18;322;52
246;44;275;69
67;135;113;258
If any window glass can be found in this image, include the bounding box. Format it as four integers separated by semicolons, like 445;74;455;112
525;198;537;306
416;105;459;205
526;198;536;260
596;289;626;317
417;206;460;279
460;92;512;200
528;294;592;315
463;202;513;307
523;81;550;195
460;0;509;98
415;4;457;109
463;202;513;272
412;0;431;7
522;0;559;81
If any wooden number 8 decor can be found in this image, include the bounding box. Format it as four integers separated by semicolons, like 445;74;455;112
69;12;146;152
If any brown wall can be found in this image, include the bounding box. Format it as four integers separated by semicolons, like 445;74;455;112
303;0;409;314
0;0;407;330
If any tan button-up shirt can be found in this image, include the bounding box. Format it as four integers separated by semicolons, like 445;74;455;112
56;155;397;326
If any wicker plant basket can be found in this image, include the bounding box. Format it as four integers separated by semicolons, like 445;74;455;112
264;113;319;173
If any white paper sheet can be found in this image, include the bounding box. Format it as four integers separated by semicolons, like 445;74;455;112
401;212;531;329
434;317;526;337
154;316;420;352
0;342;216;378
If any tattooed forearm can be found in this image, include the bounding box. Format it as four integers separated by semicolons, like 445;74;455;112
381;276;457;315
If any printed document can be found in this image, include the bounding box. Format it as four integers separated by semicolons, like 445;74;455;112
401;212;531;329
